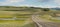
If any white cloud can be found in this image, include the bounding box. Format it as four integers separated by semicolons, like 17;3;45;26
18;5;57;8
19;5;36;7
7;0;25;3
54;0;60;5
39;5;57;8
0;0;25;5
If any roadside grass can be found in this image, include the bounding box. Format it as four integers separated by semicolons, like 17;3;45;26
49;18;60;22
21;18;35;27
21;23;35;27
40;15;60;22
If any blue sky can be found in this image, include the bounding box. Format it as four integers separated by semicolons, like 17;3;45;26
0;0;60;8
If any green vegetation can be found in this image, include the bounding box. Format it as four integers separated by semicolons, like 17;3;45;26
39;11;60;22
0;18;35;27
0;6;59;27
0;6;39;27
42;8;50;11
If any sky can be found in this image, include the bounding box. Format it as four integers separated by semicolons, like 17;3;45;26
0;0;60;8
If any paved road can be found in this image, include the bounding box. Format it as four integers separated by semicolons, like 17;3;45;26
32;12;60;27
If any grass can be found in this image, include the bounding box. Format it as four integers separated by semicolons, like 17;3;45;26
40;14;60;22
0;20;25;27
21;18;35;27
0;8;60;27
0;11;32;18
0;7;59;27
21;23;35;27
48;17;60;22
0;11;60;22
0;18;35;27
49;18;60;22
0;11;35;27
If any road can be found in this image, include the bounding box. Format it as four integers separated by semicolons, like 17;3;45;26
31;12;60;27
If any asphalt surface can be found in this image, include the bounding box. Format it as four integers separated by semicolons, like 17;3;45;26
32;12;60;27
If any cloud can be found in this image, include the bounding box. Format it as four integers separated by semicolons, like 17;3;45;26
39;5;57;8
0;0;59;8
36;0;52;3
0;0;25;5
7;0;25;3
19;5;36;7
21;4;55;8
54;0;60;5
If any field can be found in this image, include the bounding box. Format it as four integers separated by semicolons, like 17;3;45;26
0;11;33;18
0;6;60;27
39;11;60;22
0;10;35;27
0;19;35;27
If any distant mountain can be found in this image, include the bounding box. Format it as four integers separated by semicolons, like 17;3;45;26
50;8;60;10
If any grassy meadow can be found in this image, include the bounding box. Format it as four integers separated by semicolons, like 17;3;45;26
0;11;35;27
0;7;37;27
0;6;60;27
